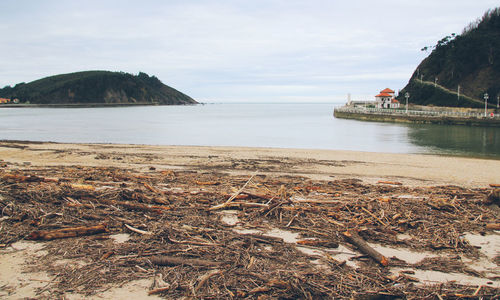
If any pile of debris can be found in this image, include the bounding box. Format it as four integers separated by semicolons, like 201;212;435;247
0;164;499;298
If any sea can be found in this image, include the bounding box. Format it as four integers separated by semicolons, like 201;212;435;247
0;103;499;159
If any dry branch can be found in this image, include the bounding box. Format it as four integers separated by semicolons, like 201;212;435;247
142;182;159;193
97;199;171;213
148;286;171;295
361;207;388;226
209;173;256;210
194;269;222;294
150;255;223;267
124;223;152;235
342;230;389;266
296;239;339;248
485;223;500;230
27;224;107;240
377;181;402;185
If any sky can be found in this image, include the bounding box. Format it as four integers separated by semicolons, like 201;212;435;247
0;0;498;103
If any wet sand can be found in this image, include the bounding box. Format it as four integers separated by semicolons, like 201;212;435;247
0;141;499;187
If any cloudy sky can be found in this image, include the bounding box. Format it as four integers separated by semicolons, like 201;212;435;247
0;0;498;102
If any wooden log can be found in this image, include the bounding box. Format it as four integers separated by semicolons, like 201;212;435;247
342;230;389;266
485;223;500;230
100;251;114;260
148;286;170;295
97;199;171;213
484;189;500;205
150;255;223;267
27;224;107;240
2;174;44;182
241;192;274;201
240;233;284;244
296;239;339;248
69;183;95;190
124;223;152;235
194;269;222;294
143;182;159;193
225;202;269;209
195;180;220;185
377;180;402;186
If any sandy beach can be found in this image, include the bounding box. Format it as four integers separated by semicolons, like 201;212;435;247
0;141;499;187
0;141;499;299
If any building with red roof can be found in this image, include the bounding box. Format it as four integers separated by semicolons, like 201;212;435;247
375;88;399;109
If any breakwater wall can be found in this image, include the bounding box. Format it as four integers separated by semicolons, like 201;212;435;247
334;107;500;127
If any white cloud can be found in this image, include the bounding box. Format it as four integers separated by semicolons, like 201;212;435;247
0;0;498;101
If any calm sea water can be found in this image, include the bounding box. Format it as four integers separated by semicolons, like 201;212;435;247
0;103;498;158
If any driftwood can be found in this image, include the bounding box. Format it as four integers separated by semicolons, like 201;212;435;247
148;286;171;295
69;183;95;190
150;255;223;267
124;223;152;235
209;173;256;210
241;233;284;244
485;223;500;230
296;239;339;248
194;269;222;294
142;182;159;193
377;180;402;186
166;236;217;246
195;180;220;185
249;279;290;294
97;199;171;213
485;189;500;205
342;230;389;266
2;174;49;183
27;224;107;240
224;202;269;209
361;207;388;226
100;251;114;260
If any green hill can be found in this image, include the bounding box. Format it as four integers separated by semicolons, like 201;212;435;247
0;71;197;105
399;7;500;108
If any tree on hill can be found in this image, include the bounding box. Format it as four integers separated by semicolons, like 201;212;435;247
0;71;197;105
399;7;500;108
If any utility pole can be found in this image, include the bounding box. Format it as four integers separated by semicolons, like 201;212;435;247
484;93;489;117
405;92;410;114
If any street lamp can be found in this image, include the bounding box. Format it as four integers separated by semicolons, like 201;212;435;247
484;93;489;117
404;92;410;114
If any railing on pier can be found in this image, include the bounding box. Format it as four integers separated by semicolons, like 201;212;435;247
334;106;500;120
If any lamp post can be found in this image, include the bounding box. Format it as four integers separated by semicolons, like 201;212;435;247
405;92;410;114
484;93;489;117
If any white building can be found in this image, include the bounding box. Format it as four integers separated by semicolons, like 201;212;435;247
375;88;400;109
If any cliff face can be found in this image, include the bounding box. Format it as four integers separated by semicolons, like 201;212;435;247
0;71;197;105
399;8;500;108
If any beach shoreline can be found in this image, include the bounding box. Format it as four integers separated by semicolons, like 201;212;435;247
0;140;499;188
1;140;499;298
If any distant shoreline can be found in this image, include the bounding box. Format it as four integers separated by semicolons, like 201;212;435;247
0;102;200;108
